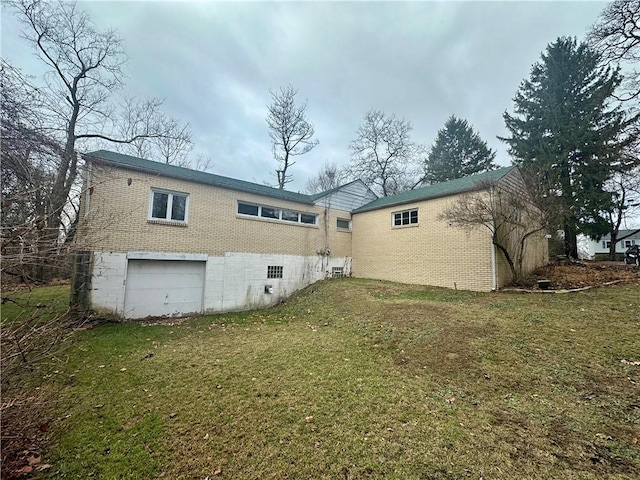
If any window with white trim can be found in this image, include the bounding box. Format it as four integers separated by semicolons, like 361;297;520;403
337;218;351;230
267;265;283;278
237;201;317;226
625;240;632;248
393;208;418;227
149;189;189;222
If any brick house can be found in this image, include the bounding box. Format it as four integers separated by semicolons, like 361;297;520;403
352;166;548;291
76;150;547;318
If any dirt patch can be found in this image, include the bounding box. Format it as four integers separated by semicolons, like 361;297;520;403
532;262;639;290
396;321;494;377
387;304;449;329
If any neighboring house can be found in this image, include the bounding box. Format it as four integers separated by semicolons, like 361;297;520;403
75;151;547;319
584;230;640;259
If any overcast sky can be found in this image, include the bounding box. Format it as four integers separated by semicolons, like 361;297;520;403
2;0;608;191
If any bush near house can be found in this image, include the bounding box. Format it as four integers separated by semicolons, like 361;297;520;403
3;278;640;478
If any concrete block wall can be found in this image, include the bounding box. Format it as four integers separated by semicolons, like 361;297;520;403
89;251;351;318
90;252;128;315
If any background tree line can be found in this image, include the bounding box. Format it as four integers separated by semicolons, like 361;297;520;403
2;0;639;290
296;0;639;261
1;0;210;284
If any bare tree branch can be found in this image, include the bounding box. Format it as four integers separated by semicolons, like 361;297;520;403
345;110;419;197
304;162;345;194
266;85;318;189
588;0;640;102
439;179;548;284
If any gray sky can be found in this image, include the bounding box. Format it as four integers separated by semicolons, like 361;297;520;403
1;1;607;191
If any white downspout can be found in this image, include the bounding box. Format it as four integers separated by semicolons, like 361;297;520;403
491;240;497;291
490;186;497;291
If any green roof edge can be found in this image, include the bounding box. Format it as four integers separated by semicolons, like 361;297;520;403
353;166;516;213
85;151;515;214
85;150;317;205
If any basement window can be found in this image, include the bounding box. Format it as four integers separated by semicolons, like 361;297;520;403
332;267;344;278
337;218;351;230
267;265;283;279
149;188;189;223
393;208;418;227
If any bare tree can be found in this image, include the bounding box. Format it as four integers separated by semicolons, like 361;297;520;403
345;110;419;197
114;97;163;160
266;85;319;189
601;167;640;259
7;0;183;241
439;180;548;283
1;61;64;282
588;0;640;102
189;153;214;172
152;117;193;165
115;99;194;166
304;162;345;194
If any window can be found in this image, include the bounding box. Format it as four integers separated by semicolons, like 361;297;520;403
150;189;188;222
267;265;283;279
606;241;612;248
300;214;316;224
393;208;418;226
281;210;299;222
337;218;351;230
261;206;280;219
237;201;317;226
332;267;344;278
625;240;632;248
238;203;258;216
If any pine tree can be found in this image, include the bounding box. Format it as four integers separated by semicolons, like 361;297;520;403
424;115;497;184
501;37;637;258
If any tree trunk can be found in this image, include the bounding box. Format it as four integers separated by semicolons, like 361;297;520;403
563;223;578;259
494;239;518;284
609;230;619;260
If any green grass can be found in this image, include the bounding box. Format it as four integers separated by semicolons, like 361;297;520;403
1;285;71;323
14;279;640;479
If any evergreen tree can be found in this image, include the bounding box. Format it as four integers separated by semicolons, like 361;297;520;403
501;37;637;258
424;115;497;184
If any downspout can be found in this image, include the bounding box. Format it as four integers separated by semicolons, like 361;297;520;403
490;185;497;291
491;239;497;291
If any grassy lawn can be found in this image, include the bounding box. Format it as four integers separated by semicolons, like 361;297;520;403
16;279;640;479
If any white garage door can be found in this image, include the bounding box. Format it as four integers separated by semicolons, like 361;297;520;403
124;260;205;319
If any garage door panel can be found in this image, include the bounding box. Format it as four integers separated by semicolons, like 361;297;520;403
124;260;205;318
